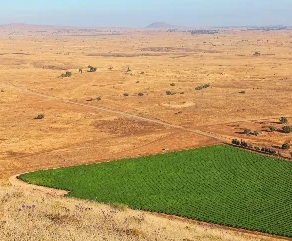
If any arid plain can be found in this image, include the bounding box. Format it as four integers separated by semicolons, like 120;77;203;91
1;24;292;240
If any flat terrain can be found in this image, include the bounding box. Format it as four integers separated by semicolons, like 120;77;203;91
1;24;292;240
19;145;292;238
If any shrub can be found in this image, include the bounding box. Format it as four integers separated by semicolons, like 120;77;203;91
195;84;210;90
232;139;240;145
280;117;288;124
282;143;290;150
282;126;291;134
166;91;175;95
243;129;251;135
269;126;276;132
88;65;97;72
170;83;175;86
96;97;101;101
123;93;129;97
138;93;144;96
34;114;45;120
252;131;260;136
240;140;248;148
60;71;72;78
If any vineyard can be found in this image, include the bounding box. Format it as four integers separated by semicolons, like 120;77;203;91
19;145;292;238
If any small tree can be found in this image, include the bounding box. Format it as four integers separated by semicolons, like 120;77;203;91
282;126;291;133
232;139;240;145
282;143;290;150
280;117;288;124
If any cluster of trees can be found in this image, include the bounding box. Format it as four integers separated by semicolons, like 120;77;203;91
231;139;248;147
195;84;210;90
231;139;277;155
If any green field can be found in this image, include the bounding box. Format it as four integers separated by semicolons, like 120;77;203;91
19;145;292;237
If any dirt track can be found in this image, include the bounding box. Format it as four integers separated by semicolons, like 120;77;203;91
0;81;226;142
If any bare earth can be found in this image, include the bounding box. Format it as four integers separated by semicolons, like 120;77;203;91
0;24;292;240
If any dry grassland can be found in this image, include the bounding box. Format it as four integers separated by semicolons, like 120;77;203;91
0;25;292;240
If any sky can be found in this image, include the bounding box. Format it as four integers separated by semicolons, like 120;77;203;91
0;0;291;27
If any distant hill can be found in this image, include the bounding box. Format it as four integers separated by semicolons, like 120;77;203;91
146;22;176;28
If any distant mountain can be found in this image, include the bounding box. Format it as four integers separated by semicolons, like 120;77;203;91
146;22;176;28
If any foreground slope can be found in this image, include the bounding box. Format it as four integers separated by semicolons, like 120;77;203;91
20;145;292;238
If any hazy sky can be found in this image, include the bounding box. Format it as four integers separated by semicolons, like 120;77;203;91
0;0;291;27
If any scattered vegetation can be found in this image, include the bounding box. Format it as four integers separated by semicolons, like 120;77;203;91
282;126;291;133
60;71;72;78
166;91;176;95
282;143;290;150
19;145;292;238
280;117;288;124
195;84;210;90
34;114;45;120
88;65;97;72
243;129;259;136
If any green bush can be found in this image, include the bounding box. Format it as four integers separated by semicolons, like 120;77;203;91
282;143;290;150
283;126;291;134
280;117;288;124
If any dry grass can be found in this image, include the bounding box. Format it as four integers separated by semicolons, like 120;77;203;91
0;183;280;241
1;25;292;240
